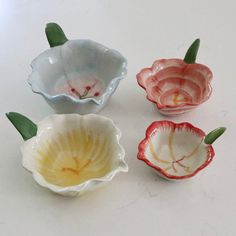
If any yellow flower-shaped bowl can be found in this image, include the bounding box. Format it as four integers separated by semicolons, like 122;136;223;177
20;114;128;196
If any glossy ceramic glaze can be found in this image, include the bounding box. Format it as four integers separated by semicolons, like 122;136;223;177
21;114;128;196
138;121;215;180
137;59;212;116
28;39;127;114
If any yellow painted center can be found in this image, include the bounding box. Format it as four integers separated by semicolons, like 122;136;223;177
172;93;186;105
35;129;112;187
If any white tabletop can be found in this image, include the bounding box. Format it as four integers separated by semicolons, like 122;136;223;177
0;0;235;235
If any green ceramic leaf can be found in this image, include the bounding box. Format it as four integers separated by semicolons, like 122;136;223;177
184;38;200;64
6;112;37;141
204;127;226;144
45;22;68;48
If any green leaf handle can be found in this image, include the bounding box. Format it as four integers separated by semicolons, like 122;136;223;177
45;22;68;48
6;112;37;141
204;127;226;144
184;38;200;64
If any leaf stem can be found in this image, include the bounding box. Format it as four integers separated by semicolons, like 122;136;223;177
45;22;68;48
204;127;226;144
6;112;37;141
184;38;200;64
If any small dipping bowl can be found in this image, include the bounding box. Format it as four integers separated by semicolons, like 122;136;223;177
138;121;215;180
21;114;128;196
28;39;127;114
136;59;212;116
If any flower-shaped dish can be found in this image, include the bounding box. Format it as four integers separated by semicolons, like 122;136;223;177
137;59;212;116
138;121;215;180
28;39;127;114
13;113;127;196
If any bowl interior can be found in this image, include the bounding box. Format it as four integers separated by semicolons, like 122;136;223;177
32;116;121;187
144;124;211;177
31;40;126;99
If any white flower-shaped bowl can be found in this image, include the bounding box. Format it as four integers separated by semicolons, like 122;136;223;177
138;121;215;180
28;39;127;114
21;114;128;196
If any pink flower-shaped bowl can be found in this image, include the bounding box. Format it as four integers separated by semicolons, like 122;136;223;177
136;59;213;116
137;121;215;180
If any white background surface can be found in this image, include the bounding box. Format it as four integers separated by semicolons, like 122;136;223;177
0;0;236;235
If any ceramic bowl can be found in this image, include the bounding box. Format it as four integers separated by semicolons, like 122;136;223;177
28;39;127;114
137;121;215;180
136;59;212;116
21;114;128;196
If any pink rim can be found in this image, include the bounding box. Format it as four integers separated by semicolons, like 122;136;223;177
137;120;215;180
136;59;213;111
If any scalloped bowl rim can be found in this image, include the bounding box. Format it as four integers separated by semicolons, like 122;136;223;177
137;120;215;180
21;114;128;195
28;39;128;106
